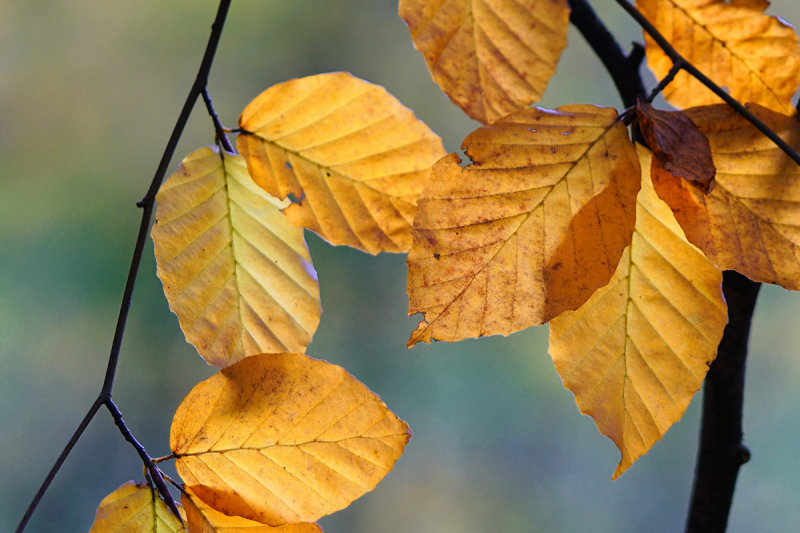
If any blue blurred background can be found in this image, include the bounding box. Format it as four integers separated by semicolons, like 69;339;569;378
2;1;800;531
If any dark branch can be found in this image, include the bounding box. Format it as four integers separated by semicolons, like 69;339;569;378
202;87;235;153
686;271;760;533
16;2;232;530
614;0;800;166
105;399;182;521
15;398;104;533
567;0;646;110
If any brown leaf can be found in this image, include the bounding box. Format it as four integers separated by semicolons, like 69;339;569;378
238;72;445;254
171;352;411;526
637;0;800;113
636;99;716;194
549;146;727;479
399;0;570;124
181;488;321;533
651;103;800;289
407;104;640;347
89;481;185;533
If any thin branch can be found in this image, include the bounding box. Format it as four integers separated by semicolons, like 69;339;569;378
686;271;760;533
15;398;104;533
105;399;182;522
203;87;235;153
614;0;800;166
567;0;646;110
16;2;232;530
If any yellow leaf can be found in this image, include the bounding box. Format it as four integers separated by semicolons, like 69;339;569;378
152;147;321;369
170;352;411;526
407;104;640;347
399;0;570;124
549;147;727;479
238;72;445;255
181;488;321;533
89;481;185;533
637;0;800;113
651;103;800;289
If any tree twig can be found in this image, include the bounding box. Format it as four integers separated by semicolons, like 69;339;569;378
203;87;235;153
567;0;646;110
15;2;232;530
685;271;760;533
614;0;800;166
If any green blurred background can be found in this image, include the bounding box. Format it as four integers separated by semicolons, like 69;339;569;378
3;1;800;531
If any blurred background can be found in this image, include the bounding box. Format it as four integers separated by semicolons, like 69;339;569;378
2;1;800;531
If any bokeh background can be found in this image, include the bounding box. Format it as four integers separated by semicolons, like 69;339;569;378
3;1;800;532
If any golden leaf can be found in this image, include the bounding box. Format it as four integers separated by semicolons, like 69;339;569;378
181;488;321;533
238;72;445;254
637;0;800;113
171;352;411;526
89;481;185;533
549;147;727;478
399;0;570;124
407;104;640;347
651;103;800;289
152;147;321;369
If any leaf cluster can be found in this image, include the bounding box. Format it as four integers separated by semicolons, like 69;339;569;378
44;0;800;531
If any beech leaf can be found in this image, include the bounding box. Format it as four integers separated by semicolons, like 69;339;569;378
407;104;640;347
89;481;185;533
549;147;727;478
636;99;715;194
152;147;321;369
181;488;321;533
651;103;800;290
238;72;445;254
637;0;800;113
171;352;411;526
399;0;570;125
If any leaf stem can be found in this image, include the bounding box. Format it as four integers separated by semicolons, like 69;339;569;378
15;2;232;530
685;271;760;533
614;0;800;166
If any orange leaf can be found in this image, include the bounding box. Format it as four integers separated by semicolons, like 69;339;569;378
407;104;640;347
89;481;185;532
549;147;727;478
399;0;570;124
637;0;800;113
238;72;445;254
651;103;800;289
171;352;411;526
636;99;715;194
152;147;321;369
181;488;321;533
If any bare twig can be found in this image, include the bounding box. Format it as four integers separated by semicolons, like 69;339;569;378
15;2;232;530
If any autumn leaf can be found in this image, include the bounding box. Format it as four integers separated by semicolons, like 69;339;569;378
637;0;800;113
181;488;321;533
89;481;185;533
238;72;445;254
170;352;411;526
651;103;800;289
407;104;640;347
399;0;570;124
549;147;727;478
635;98;715;194
151;147;321;369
